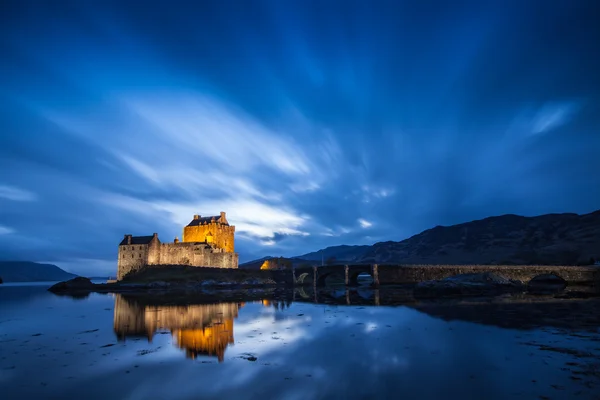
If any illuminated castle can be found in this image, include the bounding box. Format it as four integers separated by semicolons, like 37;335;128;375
117;212;238;280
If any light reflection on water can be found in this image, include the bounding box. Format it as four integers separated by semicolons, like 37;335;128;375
1;284;599;400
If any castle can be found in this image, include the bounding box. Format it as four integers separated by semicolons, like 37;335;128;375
117;212;238;280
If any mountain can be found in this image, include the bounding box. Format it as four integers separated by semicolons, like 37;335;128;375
0;261;78;282
295;245;372;262
242;210;600;267
358;210;600;265
239;245;372;270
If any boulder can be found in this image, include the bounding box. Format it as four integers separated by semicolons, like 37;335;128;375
414;272;525;298
48;277;94;293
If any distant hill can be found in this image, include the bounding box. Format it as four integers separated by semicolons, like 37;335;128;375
295;245;372;262
0;261;78;282
239;245;372;270
242;210;600;267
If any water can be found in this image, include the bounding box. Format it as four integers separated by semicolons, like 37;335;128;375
1;284;600;399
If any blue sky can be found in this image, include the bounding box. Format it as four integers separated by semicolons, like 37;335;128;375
1;0;599;276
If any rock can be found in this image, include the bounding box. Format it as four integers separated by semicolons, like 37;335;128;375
414;272;525;298
48;277;94;293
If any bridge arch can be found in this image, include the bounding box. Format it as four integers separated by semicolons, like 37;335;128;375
316;270;346;286
348;270;374;286
527;273;567;291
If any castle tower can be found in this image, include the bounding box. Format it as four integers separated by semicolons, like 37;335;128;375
182;212;235;252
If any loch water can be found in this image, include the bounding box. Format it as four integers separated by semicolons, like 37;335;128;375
1;283;600;400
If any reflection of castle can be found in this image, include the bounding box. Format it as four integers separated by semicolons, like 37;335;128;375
113;295;242;362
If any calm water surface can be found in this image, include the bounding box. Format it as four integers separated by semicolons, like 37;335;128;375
1;283;600;399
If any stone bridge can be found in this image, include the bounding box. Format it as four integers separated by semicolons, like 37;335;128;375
293;264;600;287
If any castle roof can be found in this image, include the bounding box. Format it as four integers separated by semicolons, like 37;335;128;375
119;235;155;245
186;215;229;227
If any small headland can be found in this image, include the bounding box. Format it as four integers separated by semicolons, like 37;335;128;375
48;265;293;295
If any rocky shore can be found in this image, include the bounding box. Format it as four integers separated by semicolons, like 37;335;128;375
48;271;591;300
48;275;285;295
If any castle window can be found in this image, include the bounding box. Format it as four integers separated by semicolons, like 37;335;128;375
122;254;125;258
131;254;134;258
139;254;141;258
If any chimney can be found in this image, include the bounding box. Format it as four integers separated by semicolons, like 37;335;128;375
174;237;179;243
125;234;132;245
193;214;200;220
220;211;226;219
153;233;158;238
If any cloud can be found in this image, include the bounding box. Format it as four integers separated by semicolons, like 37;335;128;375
531;102;579;135
358;219;372;228
44;92;347;246
121;93;314;177
0;185;36;201
0;225;14;235
100;193;311;240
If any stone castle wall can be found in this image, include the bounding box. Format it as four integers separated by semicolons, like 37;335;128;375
183;222;235;252
117;244;149;280
153;242;238;269
117;241;238;280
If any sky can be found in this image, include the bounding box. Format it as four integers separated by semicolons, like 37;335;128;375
1;0;599;276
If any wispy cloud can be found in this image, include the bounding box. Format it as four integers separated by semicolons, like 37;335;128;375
101;193;311;240
0;185;36;201
45;92;347;244
122;93;314;177
529;102;580;135
0;225;14;235
358;219;372;228
511;101;581;135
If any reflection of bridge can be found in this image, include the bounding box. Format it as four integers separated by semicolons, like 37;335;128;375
113;295;241;362
293;264;600;286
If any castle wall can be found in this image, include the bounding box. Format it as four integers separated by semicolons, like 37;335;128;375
205;250;239;269
182;222;235;252
151;242;238;269
117;244;149;280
